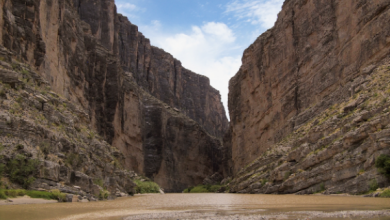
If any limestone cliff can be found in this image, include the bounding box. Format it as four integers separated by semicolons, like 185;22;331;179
227;0;390;194
0;0;228;193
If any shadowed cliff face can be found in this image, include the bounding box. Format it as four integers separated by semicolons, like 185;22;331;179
0;0;228;192
74;0;228;138
228;0;390;174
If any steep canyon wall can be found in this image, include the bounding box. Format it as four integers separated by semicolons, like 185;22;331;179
229;0;390;174
0;0;228;192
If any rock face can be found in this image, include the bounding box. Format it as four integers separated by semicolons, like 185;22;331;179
0;0;228;192
228;0;390;174
228;62;390;194
0;46;136;200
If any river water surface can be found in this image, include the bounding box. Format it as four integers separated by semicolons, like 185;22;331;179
1;194;390;220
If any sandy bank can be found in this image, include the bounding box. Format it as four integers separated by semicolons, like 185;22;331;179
0;195;58;206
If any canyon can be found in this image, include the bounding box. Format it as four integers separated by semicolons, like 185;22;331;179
0;0;390;200
0;0;228;195
227;0;390;194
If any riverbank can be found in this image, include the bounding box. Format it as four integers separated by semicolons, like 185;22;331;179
1;193;389;220
0;195;58;205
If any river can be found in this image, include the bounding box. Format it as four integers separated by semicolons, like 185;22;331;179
1;194;390;220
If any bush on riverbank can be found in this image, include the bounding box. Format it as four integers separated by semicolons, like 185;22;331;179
0;189;66;200
183;185;221;193
380;189;390;198
134;179;160;194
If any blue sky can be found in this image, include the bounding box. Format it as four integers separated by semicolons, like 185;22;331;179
115;0;284;114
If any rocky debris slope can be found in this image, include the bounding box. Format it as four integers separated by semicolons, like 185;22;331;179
0;0;228;192
228;63;390;195
228;0;390;174
0;46;136;201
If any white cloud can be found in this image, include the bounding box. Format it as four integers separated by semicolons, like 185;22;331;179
117;3;138;11
140;22;242;115
117;1;144;19
226;0;284;29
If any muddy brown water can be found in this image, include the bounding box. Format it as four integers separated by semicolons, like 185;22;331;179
0;194;390;220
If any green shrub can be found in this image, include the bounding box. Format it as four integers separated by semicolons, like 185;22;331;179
189;185;209;193
50;189;66;201
39;142;50;155
134;179;160;194
8;155;39;188
21;69;29;76
183;184;225;193
0;163;4;176
93;179;104;188
0;190;6;200
375;154;390;177
11;63;18;70
369;179;378;191
320;183;326;192
25;190;57;200
380;189;390;198
15;144;24;150
98;190;109;200
0;189;64;201
4;189;26;197
208;185;222;192
284;171;291;180
65;153;82;168
183;186;194;193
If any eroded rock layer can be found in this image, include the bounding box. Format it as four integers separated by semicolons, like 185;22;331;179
228;0;390;174
0;0;228;192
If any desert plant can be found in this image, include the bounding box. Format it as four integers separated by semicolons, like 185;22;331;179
15;144;24;150
369;179;378;191
3;189;26;197
0;190;6;199
183;184;222;193
50;189;66;201
284;171;291;180
65;153;82;168
134;179;160;194
39;141;50;155
183;186;194;193
380;189;390;198
7;155;39;188
320;183;326;192
11;63;18;70
93;178;104;188
375;154;390;177
208;185;222;192
188;185;209;193
98;190;109;200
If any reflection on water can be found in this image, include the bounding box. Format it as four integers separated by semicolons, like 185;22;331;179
0;193;390;220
